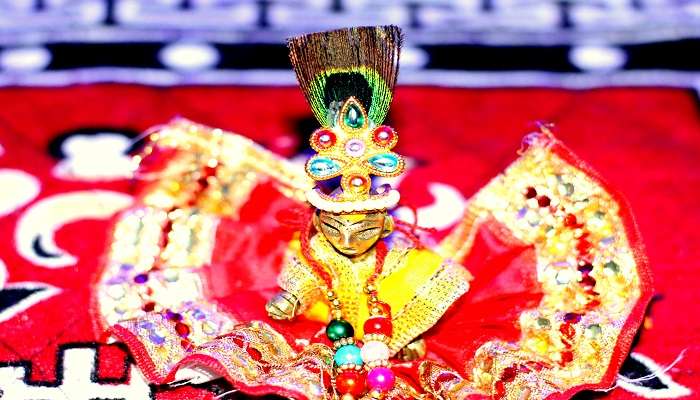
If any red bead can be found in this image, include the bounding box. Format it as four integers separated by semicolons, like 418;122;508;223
311;129;336;150
363;317;393;337
335;370;366;396
372;126;396;147
374;301;392;317
564;213;578;227
174;322;190;338
524;186;537;199
142;302;155;312
537;195;551;207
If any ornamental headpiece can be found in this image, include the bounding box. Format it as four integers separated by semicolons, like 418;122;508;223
288;26;405;213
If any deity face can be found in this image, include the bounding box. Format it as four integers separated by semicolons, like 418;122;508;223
315;210;393;257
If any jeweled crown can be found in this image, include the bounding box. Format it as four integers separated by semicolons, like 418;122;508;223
288;26;405;213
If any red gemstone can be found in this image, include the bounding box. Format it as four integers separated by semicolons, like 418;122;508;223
311;129;336;149
494;380;506;398
564;313;582;323
560;351;574;364
524;186;537;199
580;275;597;288
587;299;601;308
246;346;262;361
576;238;592;254
578;263;593;275
372;126;395;147
537;195;551;207
364;316;393;337
564;213;578;227
559;323;576;338
142;302;155;312
336;370;366;396
174;322;190;338
501;366;517;382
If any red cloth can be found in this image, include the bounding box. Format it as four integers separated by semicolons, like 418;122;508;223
0;85;697;399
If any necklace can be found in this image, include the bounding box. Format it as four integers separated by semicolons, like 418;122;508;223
300;223;395;399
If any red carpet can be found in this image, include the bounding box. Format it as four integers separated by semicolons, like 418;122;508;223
0;85;697;399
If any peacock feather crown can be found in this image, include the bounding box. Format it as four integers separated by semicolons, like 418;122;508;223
288;25;405;213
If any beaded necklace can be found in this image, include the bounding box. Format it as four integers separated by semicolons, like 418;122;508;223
300;217;396;399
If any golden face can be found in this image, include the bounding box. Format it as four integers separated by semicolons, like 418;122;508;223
315;210;393;257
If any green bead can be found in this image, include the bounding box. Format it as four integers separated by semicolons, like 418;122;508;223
326;319;354;342
344;104;364;129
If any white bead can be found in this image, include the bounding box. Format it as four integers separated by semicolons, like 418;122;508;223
361;340;390;363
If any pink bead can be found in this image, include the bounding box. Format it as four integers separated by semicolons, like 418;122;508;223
366;367;395;392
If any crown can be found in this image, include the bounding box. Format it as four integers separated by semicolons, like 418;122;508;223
288;25;405;213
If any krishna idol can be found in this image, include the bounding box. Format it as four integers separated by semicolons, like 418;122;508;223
96;26;652;399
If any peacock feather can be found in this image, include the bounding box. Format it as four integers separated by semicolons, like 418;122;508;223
288;25;403;128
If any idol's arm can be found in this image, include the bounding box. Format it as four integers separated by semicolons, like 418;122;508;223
266;252;323;320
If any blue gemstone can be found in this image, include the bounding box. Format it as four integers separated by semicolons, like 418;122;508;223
334;344;363;366
308;157;341;178
368;154;399;173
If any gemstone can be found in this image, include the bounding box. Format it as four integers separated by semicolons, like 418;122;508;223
334;344;363;367
578;263;594;274
604;260;620;273
312;129;336;149
166;310;182;321
368;153;399;174
308;157;341;178
367;367;395;393
537;196;551;207
326;319;354;342
579;275;597;287
373;126;395;146
494;380;506;398
501;366;517;382
536;317;551;328
344;103;364;129
345;139;366;157
363;317;392;337
561;351;574;364
133;273;149;284
564;313;582;323
175;322;190;338
350;176;366;187
191;309;206;320
142;302;156;312
360;341;390;364
585;323;602;339
564;213;578;227
524;187;537;199
562;183;574;196
559;323;576;338
555;269;573;285
335;370;366;396
148;332;166;345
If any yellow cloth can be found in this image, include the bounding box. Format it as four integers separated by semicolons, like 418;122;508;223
278;235;471;354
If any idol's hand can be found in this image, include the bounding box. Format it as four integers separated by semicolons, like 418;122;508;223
265;291;300;320
397;337;427;361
